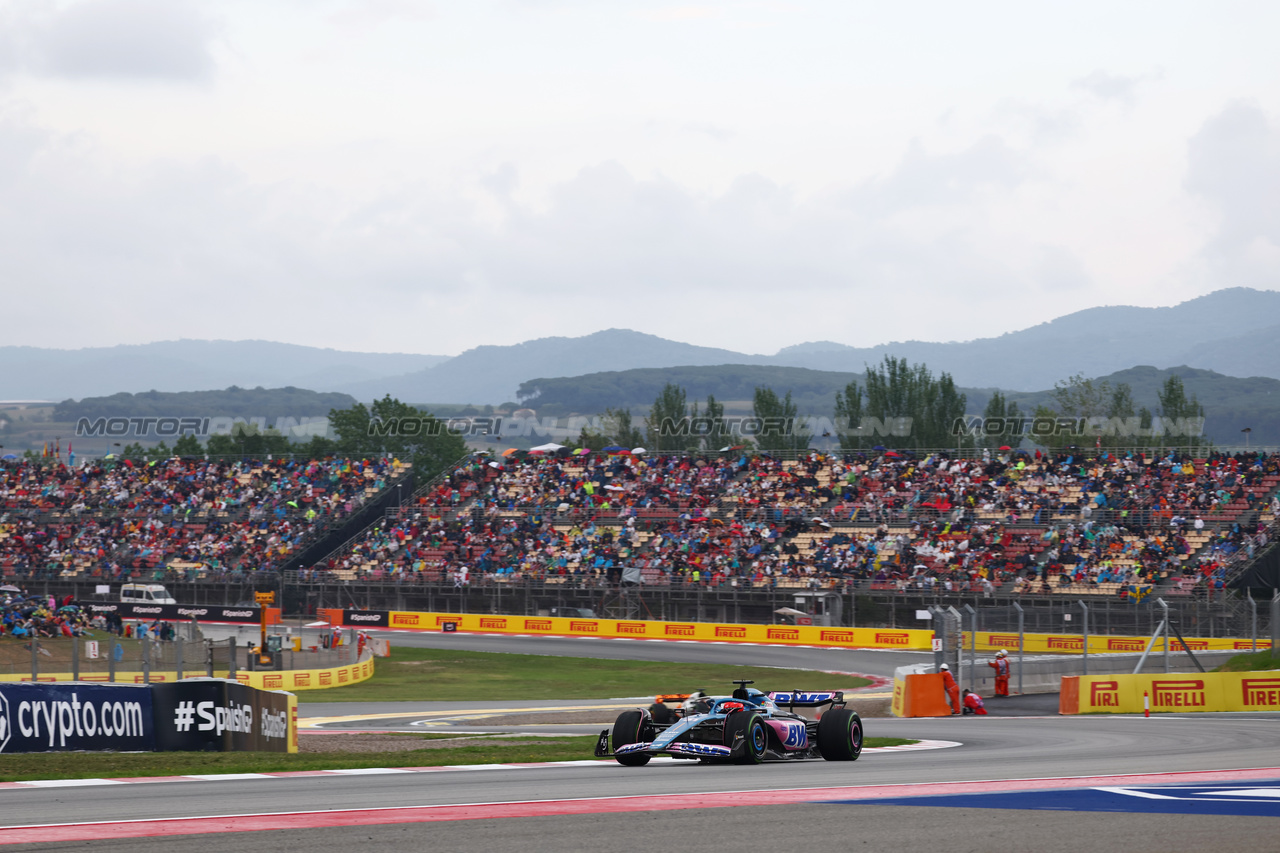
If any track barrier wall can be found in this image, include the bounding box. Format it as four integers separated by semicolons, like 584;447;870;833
323;609;935;649
0;679;295;754
0;653;374;693
1060;671;1280;714
890;667;954;718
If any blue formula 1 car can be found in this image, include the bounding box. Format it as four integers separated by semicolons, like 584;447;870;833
593;680;863;766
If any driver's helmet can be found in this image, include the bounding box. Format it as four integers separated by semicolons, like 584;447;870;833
682;690;712;715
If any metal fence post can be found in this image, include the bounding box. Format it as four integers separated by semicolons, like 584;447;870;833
109;642;117;683
31;637;38;682
1012;601;1025;696
1079;600;1089;676
963;604;977;695
1158;598;1171;672
72;636;79;681
1271;591;1279;657
176;636;184;680
1247;592;1257;652
142;636;151;684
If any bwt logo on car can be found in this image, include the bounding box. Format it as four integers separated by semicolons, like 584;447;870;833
1107;638;1145;651
1090;681;1120;707
875;632;909;645
1047;637;1084;650
1151;679;1207;708
767;628;799;641
5;694;145;749
664;624;695;637
714;626;747;639
1241;678;1280;707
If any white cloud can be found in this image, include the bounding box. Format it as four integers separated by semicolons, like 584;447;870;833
0;0;219;82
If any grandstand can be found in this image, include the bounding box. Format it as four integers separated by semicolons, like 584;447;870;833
2;447;1277;632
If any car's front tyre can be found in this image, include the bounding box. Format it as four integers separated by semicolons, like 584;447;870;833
724;711;767;765
611;709;652;766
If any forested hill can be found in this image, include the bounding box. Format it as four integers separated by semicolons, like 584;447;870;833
53;387;358;422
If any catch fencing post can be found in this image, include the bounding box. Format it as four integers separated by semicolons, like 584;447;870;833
1157;598;1171;672
72;636;79;681
963;604;977;695
30;637;38;682
1012;601;1025;695
1078;601;1089;676
142;636;151;684
1247;592;1256;652
176;636;184;680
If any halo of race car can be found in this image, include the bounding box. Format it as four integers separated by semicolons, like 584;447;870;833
595;680;862;766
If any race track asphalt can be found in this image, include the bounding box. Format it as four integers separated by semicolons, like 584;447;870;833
5;632;1277;852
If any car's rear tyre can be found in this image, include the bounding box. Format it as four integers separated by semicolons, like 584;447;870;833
724;711;767;765
648;702;673;724
817;708;863;761
612;709;652;766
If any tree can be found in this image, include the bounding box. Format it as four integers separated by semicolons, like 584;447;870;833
645;383;689;452
696;394;728;452
862;356;968;449
979;391;1022;449
752;386;810;452
173;434;203;457
329;395;469;481
833;380;865;452
1156;375;1207;449
573;407;645;451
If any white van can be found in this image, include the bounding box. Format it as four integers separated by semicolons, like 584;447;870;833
120;583;177;605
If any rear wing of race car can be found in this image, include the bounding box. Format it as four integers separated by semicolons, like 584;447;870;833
767;691;846;712
654;693;691;704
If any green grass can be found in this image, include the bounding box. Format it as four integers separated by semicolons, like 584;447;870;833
0;736;918;782
300;647;872;703
1215;650;1280;672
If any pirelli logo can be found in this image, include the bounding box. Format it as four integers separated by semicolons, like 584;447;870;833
1107;638;1146;652
875;632;909;645
524;619;552;631
392;613;421;627
319;672;332;686
617;622;647;635
820;630;856;643
435;615;464;626
767;628;800;641
293;673;311;687
715;626;747;639
1241;677;1280;707
1090;680;1120;707
1172;639;1209;651
338;669;350;683
570;620;598;633
1047;636;1084;650
263;675;283;689
665;624;696;637
479;617;507;630
1151;679;1205;708
1235;640;1274;649
988;634;1020;649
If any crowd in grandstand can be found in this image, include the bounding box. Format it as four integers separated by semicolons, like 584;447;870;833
2;446;1277;598
310;446;1280;598
0;456;409;580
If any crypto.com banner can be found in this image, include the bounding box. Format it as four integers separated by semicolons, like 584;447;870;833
0;683;154;753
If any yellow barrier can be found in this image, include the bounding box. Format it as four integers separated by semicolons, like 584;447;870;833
382;611;934;650
966;631;1271;655
1060;671;1280;714
0;655;375;693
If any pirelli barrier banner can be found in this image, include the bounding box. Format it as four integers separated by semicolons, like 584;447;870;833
76;601;282;626
332;610;934;650
0;680;295;754
233;654;375;693
1060;672;1280;715
152;680;296;753
964;631;1270;655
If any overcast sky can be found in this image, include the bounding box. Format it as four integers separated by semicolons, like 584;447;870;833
1;0;1277;357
